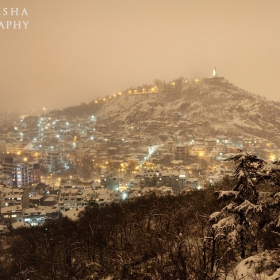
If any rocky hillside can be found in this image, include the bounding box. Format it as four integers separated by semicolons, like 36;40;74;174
96;77;280;139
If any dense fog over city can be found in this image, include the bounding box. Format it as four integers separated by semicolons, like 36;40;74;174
1;0;280;112
2;1;280;279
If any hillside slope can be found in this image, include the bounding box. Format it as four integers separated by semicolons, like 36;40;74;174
96;78;280;139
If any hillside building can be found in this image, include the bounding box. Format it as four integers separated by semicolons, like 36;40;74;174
2;157;41;187
133;167;187;195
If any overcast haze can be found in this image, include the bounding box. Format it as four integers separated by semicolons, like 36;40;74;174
1;0;280;112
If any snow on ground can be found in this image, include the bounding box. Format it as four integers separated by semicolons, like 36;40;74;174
227;250;280;280
61;207;84;221
96;78;280;140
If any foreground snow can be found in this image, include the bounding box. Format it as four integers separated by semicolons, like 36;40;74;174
227;250;280;280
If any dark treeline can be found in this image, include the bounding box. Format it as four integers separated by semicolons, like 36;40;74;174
50;101;103;118
0;185;225;280
1;153;280;279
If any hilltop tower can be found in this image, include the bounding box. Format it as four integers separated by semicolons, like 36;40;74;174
213;67;217;77
205;67;223;85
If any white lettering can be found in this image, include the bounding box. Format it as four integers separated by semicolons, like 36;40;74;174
11;8;18;16
6;21;12;29
3;8;8;16
14;21;21;29
0;20;29;30
21;8;28;16
22;21;29;29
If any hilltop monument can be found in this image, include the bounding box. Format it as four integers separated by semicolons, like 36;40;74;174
204;67;223;84
213;67;217;77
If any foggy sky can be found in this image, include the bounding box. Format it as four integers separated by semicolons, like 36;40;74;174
1;0;280;113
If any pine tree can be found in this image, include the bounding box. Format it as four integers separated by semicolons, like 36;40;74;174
209;152;267;260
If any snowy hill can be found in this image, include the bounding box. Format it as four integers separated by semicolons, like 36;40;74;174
96;77;280;139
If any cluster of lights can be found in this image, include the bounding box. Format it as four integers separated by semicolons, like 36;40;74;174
91;85;160;104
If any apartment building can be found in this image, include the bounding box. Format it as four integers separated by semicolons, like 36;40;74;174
134;167;187;195
2;157;40;187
